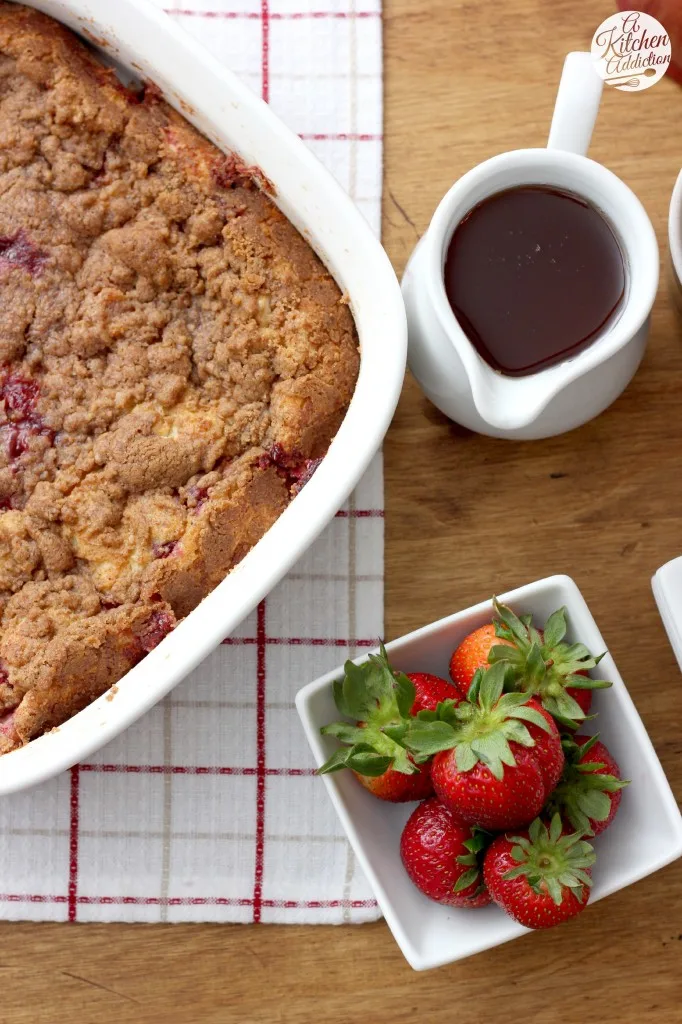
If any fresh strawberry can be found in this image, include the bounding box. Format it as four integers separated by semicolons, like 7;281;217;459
567;677;593;717
544;734;628;836
524;701;564;795
483;814;595;929
451;600;610;727
449;623;513;697
355;758;434;802
318;645;461;802
400;797;491;908
409;672;463;714
404;663;564;830
430;745;545;832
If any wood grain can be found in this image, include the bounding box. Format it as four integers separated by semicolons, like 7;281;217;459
3;1;682;1020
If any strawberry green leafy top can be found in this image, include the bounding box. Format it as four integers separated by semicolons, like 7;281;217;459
504;814;595;907
488;600;610;725
318;644;419;777
545;734;629;834
403;661;552;779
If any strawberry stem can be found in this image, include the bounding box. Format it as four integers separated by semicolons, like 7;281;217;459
545;735;629;833
488;599;611;727
319;645;419;776
503;815;595;905
404;663;552;781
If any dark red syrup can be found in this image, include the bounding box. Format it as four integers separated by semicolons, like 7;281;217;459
443;186;626;377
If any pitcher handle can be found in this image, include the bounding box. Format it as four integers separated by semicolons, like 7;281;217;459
547;51;603;156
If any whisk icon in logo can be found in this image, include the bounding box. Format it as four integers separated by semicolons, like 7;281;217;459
591;9;671;91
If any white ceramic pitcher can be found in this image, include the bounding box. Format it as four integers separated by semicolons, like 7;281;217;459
402;52;659;440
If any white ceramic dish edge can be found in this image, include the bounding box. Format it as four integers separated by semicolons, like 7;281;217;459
0;0;406;794
296;575;682;970
669;168;682;289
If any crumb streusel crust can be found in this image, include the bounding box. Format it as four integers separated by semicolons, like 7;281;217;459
0;4;359;752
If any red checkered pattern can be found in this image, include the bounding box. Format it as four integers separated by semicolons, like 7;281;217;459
0;0;384;924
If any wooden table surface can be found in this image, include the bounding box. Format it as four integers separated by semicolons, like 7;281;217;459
4;1;682;1020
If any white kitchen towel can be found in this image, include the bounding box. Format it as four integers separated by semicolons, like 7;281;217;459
0;0;383;924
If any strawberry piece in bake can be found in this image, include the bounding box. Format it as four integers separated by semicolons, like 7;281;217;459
0;230;47;276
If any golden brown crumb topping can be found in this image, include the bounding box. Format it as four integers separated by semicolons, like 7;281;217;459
0;4;359;752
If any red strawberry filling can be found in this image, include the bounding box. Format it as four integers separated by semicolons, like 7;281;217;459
152;540;178;560
0;372;54;466
267;442;288;466
212;154;252;191
137;609;175;654
3;421;52;459
265;444;324;495
186;484;209;512
0;709;16;738
4;375;39;416
0;230;48;275
290;457;323;495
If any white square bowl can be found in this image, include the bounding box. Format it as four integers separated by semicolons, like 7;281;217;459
295;575;682;970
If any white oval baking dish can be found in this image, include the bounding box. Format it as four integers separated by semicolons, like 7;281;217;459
0;0;406;794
